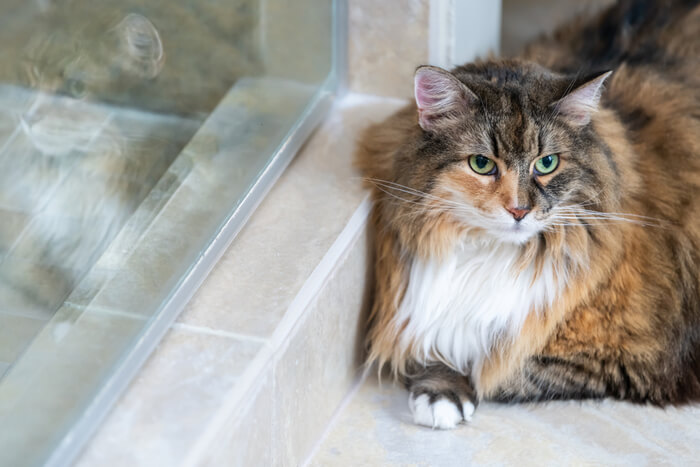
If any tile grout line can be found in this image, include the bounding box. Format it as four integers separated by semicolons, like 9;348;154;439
181;194;373;467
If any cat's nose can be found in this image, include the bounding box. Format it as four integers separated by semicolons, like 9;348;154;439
506;206;531;221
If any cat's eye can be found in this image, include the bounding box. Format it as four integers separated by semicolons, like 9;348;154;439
534;154;559;175
66;78;86;98
468;155;497;175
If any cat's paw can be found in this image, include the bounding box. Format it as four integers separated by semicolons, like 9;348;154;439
408;392;475;429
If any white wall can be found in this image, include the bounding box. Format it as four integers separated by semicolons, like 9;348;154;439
429;0;502;69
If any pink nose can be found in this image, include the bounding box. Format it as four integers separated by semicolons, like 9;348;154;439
506;206;531;221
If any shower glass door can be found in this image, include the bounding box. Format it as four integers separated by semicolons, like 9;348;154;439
0;1;343;465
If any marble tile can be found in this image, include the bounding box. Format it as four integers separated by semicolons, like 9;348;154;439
348;0;429;98
311;375;700;466
178;94;407;338
272;223;372;466
76;328;263;467
198;372;274;467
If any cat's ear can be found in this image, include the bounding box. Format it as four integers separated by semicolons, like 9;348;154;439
552;71;612;126
414;66;478;131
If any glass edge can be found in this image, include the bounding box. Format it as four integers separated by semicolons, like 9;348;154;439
333;0;349;97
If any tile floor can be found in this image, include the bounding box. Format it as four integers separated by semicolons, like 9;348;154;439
310;374;700;466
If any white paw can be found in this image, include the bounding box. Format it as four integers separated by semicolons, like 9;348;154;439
462;400;475;421
408;393;470;429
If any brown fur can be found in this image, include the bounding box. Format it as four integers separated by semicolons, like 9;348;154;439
360;0;700;409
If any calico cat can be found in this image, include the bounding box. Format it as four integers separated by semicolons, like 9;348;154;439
358;0;700;429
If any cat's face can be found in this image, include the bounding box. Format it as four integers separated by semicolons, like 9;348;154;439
404;62;613;244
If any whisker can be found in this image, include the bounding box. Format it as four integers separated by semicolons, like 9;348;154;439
364;177;475;211
554;204;666;222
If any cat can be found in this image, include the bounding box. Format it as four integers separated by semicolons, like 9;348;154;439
358;0;700;429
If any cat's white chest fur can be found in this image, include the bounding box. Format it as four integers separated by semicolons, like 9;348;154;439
397;238;563;378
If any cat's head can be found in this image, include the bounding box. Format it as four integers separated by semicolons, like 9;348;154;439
20;13;164;101
387;61;617;246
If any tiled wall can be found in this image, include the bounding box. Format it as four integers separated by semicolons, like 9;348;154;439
348;0;429;98
347;0;617;98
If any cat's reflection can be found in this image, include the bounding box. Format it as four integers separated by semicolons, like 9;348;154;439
1;13;173;315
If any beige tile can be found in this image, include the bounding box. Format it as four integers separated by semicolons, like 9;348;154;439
77;328;263;467
198;373;274;467
178;94;407;338
272;223;371;466
348;0;429;98
311;375;700;466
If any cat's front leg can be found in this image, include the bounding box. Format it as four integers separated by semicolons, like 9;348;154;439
403;361;478;429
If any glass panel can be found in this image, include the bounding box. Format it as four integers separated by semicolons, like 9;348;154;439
0;0;341;465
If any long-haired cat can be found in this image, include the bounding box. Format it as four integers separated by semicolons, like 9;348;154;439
358;0;700;429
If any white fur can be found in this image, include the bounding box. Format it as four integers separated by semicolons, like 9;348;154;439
396;236;567;381
461;400;475;421
409;393;464;429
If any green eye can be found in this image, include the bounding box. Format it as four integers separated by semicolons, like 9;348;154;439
534;154;559;175
468;154;496;175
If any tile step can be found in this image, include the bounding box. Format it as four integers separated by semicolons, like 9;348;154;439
75;94;407;467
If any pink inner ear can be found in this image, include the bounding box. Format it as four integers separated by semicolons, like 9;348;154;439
415;74;444;110
555;71;612;126
414;67;470;130
414;70;454;114
557;87;600;123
